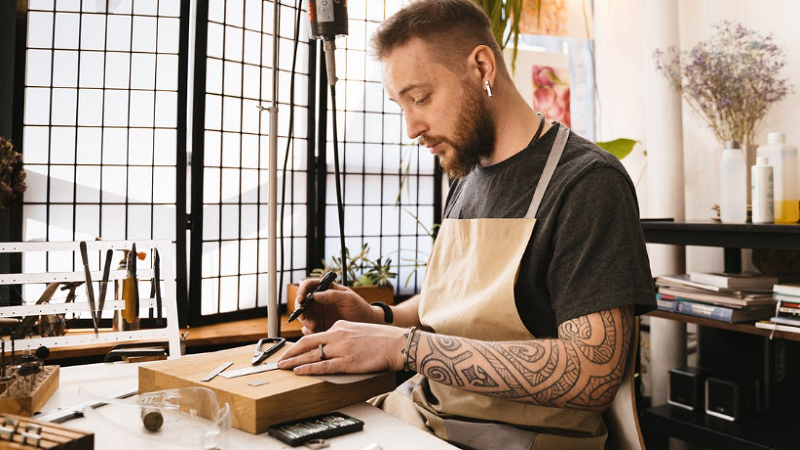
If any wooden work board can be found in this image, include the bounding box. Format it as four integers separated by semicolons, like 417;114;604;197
138;343;396;434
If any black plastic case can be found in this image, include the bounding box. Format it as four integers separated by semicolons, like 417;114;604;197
267;412;365;446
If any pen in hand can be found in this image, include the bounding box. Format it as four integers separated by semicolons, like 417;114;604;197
287;271;338;324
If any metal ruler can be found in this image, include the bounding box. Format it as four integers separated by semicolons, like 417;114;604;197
219;362;280;379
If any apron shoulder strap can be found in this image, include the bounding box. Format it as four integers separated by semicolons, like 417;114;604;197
524;123;570;219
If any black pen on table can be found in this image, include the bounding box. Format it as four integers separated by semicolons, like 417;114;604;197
287;271;338;324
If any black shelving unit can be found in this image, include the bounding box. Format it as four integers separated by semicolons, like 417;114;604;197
640;220;800;450
641;220;800;272
643;404;798;450
641;220;800;250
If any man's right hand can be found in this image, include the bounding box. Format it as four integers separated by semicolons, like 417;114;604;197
293;278;383;334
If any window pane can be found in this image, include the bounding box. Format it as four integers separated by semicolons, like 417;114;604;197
26;50;52;86
78;89;103;126
54;13;80;49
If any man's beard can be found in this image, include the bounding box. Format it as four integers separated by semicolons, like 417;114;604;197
420;81;495;179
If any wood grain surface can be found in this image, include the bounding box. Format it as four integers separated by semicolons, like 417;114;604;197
138;343;395;434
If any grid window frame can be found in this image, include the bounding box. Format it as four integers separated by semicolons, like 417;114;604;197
15;0;188;315
188;0;313;326
11;0;441;326
319;0;440;297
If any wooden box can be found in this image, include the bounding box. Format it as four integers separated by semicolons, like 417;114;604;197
0;413;93;449
138;344;395;434
0;366;59;417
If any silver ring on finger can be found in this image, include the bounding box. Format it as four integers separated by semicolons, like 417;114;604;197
318;344;325;361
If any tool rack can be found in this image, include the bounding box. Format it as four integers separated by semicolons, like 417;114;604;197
0;241;181;358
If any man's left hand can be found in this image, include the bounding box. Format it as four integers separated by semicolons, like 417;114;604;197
277;321;407;375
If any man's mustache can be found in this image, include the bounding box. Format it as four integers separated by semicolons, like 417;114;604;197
418;135;450;148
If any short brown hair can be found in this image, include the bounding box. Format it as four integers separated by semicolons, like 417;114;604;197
371;0;506;72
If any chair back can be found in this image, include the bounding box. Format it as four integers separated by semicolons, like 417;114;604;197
603;317;645;450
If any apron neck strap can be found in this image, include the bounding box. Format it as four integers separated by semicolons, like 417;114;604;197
524;122;570;219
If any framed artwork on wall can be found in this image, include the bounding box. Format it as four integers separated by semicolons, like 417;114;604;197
505;36;594;140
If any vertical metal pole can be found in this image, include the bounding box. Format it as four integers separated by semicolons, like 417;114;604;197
268;105;279;338
267;0;281;338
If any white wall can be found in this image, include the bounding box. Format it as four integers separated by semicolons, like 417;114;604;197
595;0;800;273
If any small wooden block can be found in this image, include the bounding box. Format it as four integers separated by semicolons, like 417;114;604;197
123;355;167;364
0;366;59;417
138;344;395;434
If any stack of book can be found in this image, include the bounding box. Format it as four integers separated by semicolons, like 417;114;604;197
755;283;800;334
655;272;777;323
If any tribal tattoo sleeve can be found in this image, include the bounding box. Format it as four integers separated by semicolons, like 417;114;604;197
405;306;634;411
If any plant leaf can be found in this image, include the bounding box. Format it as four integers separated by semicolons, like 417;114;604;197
596;138;638;160
471;0;525;71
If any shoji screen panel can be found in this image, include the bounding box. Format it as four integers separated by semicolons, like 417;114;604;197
192;0;310;322
21;0;182;300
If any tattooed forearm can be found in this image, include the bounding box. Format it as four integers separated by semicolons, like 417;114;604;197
406;307;634;411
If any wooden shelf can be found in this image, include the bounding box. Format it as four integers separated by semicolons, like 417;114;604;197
183;314;304;347
647;310;800;343
40;314;304;361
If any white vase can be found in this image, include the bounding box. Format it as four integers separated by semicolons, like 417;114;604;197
715;143;757;209
719;143;748;223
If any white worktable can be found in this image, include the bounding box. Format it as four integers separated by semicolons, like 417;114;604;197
37;362;458;450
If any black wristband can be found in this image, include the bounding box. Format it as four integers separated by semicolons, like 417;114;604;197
371;301;394;324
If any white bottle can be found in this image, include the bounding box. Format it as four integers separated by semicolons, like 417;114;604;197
720;140;747;223
756;132;799;223
751;157;774;223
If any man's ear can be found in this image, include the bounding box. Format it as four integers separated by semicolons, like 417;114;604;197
468;44;497;92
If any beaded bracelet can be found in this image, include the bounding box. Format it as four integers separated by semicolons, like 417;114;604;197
403;326;418;371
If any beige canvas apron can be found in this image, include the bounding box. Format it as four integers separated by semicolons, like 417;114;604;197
372;123;607;449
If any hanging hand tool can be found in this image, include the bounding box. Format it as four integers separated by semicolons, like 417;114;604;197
122;244;140;324
79;242;99;334
96;249;113;325
147;249;163;325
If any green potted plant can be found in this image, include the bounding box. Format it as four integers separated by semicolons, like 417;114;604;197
286;244;397;312
471;0;535;72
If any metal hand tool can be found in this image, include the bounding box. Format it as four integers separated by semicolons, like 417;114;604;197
97;249;113;323
219;362;280;379
153;249;163;325
79;242;98;334
36;389;137;423
287;271;337;323
201;361;234;382
251;337;286;365
122;244;140;324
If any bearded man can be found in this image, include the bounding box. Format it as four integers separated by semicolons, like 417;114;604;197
279;1;656;448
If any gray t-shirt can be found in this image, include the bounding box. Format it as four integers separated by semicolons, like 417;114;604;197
444;125;656;338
